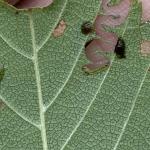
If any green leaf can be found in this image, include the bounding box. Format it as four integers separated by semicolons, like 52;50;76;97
0;1;150;150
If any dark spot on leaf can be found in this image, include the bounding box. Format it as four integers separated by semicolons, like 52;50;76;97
81;21;93;35
114;37;126;58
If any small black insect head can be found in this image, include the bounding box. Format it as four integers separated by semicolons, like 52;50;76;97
81;21;93;35
114;37;126;58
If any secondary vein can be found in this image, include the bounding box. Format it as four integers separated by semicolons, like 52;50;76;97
37;0;68;52
0;94;40;129
0;34;32;60
113;65;150;150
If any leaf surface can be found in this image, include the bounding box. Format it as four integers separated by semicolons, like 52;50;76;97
0;1;150;150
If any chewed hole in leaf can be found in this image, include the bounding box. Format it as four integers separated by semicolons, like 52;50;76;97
52;20;67;38
141;40;150;56
83;0;131;74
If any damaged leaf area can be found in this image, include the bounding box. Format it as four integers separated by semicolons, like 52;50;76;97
83;0;131;73
1;0;150;150
141;40;150;56
52;20;67;37
139;0;150;58
139;0;150;22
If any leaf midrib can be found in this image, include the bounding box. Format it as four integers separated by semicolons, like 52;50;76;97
28;1;70;150
29;13;48;150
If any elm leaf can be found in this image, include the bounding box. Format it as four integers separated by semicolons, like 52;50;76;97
0;1;150;150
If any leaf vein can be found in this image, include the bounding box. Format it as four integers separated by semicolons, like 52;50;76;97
60;59;114;150
45;41;85;111
60;19;129;150
29;13;48;150
0;94;40;129
0;34;32;60
37;0;68;52
112;65;150;150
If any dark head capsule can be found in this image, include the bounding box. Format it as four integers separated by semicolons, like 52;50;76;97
81;21;93;35
114;37;126;58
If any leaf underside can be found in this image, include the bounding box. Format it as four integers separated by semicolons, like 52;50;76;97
0;1;150;150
